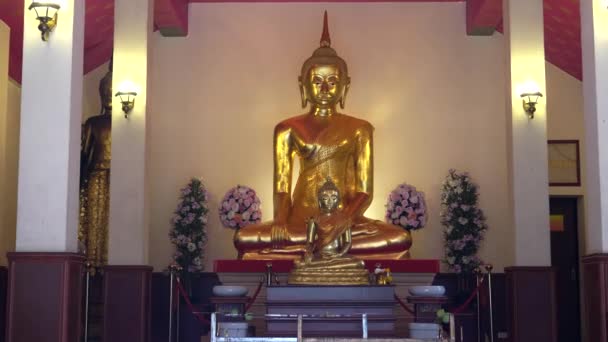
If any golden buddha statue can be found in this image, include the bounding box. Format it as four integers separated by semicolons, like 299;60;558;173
234;13;412;260
288;178;368;285
78;61;112;268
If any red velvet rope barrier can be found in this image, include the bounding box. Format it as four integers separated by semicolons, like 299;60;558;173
175;278;210;325
394;293;416;315
394;274;488;317
175;278;263;325
450;274;487;314
244;281;264;313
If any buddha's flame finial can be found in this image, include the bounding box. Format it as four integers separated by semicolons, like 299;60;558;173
320;11;331;47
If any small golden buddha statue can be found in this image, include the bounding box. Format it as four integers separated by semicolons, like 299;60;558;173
78;60;112;268
288;178;368;285
234;12;412;260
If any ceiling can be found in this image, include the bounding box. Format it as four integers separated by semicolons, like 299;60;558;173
543;0;581;79
0;0;582;83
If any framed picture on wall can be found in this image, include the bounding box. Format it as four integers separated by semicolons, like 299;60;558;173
548;140;580;186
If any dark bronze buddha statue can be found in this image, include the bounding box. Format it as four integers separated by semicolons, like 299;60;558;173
79;60;112;267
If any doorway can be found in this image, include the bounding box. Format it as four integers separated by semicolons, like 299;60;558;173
549;197;581;342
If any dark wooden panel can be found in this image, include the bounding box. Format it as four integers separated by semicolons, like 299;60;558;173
5;252;84;342
505;266;557;342
432;272;507;341
453;312;475;342
177;273;221;342
141;271;222;342
0;266;7;342
83;273;105;342
582;254;608;342
102;265;152;342
151;273;171;342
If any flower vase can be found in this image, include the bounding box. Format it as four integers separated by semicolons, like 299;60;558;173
407;231;414;256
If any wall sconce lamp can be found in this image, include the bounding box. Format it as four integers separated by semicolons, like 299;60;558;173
115;92;137;118
520;92;543;119
28;2;60;42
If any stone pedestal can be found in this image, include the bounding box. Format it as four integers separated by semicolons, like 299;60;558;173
266;285;395;337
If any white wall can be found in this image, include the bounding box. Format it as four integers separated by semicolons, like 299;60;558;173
146;2;514;272
1;1;587;271
546;62;585;197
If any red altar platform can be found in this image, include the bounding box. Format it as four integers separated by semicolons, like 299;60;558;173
213;259;440;273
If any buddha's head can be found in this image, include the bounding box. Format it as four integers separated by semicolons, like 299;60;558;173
299;12;350;111
99;58;113;115
317;177;341;214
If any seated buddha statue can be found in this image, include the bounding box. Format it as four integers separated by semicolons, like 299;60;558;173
288;178;368;285
233;12;411;260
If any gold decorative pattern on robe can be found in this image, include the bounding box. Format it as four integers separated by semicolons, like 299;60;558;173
79;114;111;268
79;170;109;267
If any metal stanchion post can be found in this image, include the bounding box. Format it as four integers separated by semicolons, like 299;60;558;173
449;313;455;342
297;314;303;342
168;266;175;342
266;263;274;287
474;267;481;342
176;275;181;342
211;312;217;342
84;261;92;342
362;313;368;339
485;264;494;342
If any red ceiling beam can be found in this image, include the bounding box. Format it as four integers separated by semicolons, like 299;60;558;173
466;0;502;36
189;0;460;2
155;0;189;37
84;39;114;75
0;0;24;83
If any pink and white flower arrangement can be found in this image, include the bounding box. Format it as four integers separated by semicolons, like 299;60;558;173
219;185;262;229
169;178;209;273
441;169;487;274
385;183;427;231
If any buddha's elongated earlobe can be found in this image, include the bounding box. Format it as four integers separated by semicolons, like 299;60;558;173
299;76;308;108
340;78;350;109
